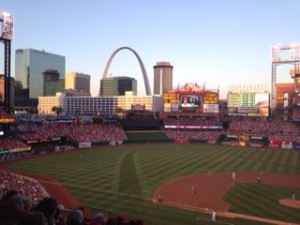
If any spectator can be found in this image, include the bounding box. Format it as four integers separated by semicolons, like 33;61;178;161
66;209;84;225
1;189;18;201
36;197;58;225
89;213;105;225
23;196;33;211
0;188;3;200
105;218;117;225
9;194;25;210
0;200;26;225
76;206;89;225
17;211;48;225
55;204;66;225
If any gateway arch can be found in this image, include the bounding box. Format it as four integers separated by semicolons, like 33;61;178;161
101;46;152;95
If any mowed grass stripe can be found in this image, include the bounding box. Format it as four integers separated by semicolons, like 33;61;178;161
284;150;300;174
137;147;202;177
268;150;288;173
119;150;142;196
278;151;292;173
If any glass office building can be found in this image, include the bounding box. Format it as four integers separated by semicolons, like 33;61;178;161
15;49;65;99
100;76;137;96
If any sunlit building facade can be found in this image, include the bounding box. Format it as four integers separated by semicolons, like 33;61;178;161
38;92;163;116
153;62;173;95
65;72;91;96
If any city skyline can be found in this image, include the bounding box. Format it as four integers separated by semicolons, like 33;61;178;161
1;0;300;99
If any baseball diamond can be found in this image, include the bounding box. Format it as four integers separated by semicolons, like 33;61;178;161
3;143;300;225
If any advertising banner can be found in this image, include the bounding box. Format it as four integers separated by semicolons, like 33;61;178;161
79;142;91;148
203;104;219;113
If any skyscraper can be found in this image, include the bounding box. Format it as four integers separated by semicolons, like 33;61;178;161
65;72;91;96
100;76;137;96
153;62;173;95
43;69;65;96
15;49;65;99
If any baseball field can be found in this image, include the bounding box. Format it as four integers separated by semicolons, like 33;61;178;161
4;143;300;225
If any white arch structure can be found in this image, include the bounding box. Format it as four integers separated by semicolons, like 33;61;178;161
102;46;152;95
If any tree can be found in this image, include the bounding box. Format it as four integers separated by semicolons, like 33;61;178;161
52;106;62;116
114;107;124;117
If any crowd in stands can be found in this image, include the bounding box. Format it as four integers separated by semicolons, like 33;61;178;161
0;170;146;225
227;119;300;142
2;111;300;154
0;135;27;150
0;109;11;118
294;94;300;104
164;116;221;127
13;124;127;144
293;108;300;121
0;170;48;202
124;110;155;120
163;113;222;142
176;120;222;127
163;113;218;121
165;130;222;142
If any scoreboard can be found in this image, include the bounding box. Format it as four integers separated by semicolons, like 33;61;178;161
228;93;269;107
228;93;255;107
163;93;179;104
227;93;270;117
203;92;218;104
163;91;219;113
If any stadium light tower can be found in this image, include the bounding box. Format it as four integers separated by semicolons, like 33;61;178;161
271;43;300;116
0;12;14;114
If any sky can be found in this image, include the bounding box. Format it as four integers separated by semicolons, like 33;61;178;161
1;0;300;99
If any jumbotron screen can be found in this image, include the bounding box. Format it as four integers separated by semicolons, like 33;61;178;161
227;93;270;117
179;94;202;108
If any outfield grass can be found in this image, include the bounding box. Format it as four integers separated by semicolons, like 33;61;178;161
6;143;300;225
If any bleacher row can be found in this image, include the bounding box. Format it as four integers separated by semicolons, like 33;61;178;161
15;124;127;143
164;130;222;142
1;119;300;151
0;109;11;118
228;120;300;142
0;170;146;225
0;124;127;151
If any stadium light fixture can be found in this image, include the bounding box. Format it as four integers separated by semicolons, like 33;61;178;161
1;12;14;41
